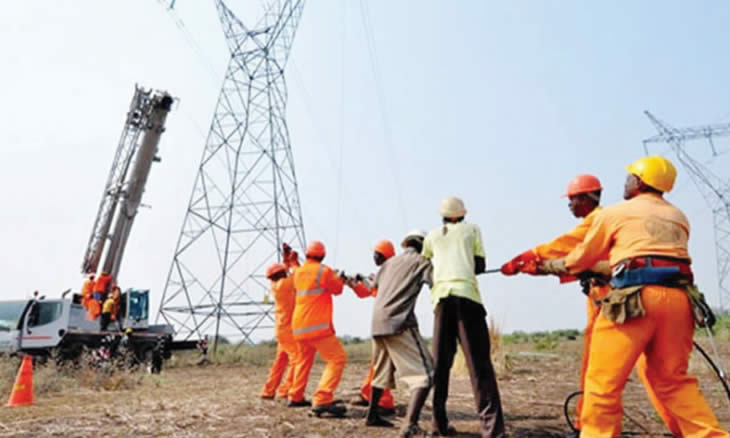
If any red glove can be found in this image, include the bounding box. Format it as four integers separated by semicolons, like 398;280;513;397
500;250;538;275
559;274;578;284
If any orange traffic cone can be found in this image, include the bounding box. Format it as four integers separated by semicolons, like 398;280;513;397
7;355;33;407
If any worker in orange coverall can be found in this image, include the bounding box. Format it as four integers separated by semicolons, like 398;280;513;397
81;274;95;311
539;156;729;438
261;243;301;399
260;262;299;400
500;174;681;437
88;271;113;320
288;240;348;417
346;240;396;416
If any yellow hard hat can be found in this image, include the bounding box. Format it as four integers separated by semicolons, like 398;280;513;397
625;155;677;193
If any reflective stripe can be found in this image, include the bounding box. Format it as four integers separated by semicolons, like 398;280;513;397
293;322;330;335
297;288;323;297
296;264;325;297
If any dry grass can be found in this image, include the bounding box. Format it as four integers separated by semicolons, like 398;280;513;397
0;355;151;401
0;334;729;437
166;339;375;369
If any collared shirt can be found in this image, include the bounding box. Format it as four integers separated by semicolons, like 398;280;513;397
371;248;432;336
565;193;690;273
422;221;485;310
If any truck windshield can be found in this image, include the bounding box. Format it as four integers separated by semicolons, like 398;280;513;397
0;302;27;331
128;290;148;321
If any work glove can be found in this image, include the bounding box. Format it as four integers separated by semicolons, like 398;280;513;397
537;258;568;275
500;250;539;276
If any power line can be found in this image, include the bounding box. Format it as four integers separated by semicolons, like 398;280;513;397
333;1;347;265
358;0;408;231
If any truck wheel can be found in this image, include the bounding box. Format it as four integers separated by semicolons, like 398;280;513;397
144;347;163;374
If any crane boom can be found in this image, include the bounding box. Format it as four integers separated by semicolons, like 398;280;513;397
81;85;174;280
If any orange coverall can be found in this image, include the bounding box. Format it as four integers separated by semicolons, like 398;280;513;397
565;193;727;438
87;273;112;320
289;260;347;406
533;207;678;434
351;281;395;410
261;275;298;399
81;278;94;310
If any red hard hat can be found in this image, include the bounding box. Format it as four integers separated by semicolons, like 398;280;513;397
562;174;602;197
305;241;326;258
374;240;395;260
265;263;287;279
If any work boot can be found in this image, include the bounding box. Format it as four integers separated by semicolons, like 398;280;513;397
399;423;426;438
311;402;347;418
366;387;394;427
287;399;312;407
377;406;396;417
350;395;369;407
432;424;457;436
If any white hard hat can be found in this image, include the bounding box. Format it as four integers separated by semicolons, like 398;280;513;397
401;229;428;248
439;196;466;218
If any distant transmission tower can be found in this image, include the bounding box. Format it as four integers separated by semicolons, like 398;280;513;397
643;111;730;309
157;0;306;350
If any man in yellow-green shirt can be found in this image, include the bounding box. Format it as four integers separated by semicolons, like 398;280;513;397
422;196;504;438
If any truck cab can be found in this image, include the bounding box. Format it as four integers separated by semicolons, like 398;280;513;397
0;289;153;355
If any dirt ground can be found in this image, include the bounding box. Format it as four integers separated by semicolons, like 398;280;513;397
0;337;729;437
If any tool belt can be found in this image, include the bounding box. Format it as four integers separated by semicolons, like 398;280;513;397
597;256;714;327
609;256;693;289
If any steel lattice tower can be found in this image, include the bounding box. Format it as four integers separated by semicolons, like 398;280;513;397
643;111;730;309
157;0;306;348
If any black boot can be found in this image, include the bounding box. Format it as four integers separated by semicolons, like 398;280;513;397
311;402;347;418
287;399;312;407
365;387;394;427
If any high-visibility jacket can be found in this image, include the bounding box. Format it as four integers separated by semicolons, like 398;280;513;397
93;273;113;294
292;260;344;341
81;280;94;309
272;276;296;343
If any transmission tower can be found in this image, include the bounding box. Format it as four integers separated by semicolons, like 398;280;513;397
643;111;730;309
157;0;306;350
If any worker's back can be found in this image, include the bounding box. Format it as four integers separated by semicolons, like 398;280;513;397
423;222;482;284
93;274;112;294
371;247;432;336
594;193;690;266
292;260;342;341
272;276;296;342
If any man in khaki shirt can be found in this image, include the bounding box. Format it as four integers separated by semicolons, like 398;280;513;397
422;196;504;438
363;229;434;438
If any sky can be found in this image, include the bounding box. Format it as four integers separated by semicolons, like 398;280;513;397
0;1;729;342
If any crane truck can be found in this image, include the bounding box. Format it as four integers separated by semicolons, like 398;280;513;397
0;85;202;372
